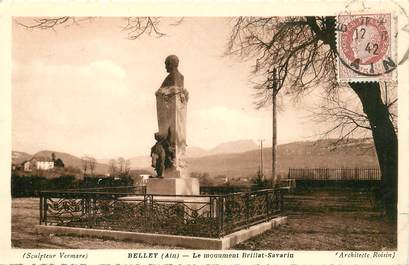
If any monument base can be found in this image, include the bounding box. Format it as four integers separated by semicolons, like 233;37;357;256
146;177;199;195
163;167;188;178
35;216;287;249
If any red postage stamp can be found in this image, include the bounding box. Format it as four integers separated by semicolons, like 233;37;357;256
337;13;397;82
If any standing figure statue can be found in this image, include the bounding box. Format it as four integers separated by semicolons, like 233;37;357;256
152;55;189;178
150;131;175;177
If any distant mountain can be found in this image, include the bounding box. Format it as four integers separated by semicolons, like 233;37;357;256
97;158;111;165
187;139;258;157
127;138;377;179
129;140;258;168
187;138;378;179
128;155;152;170
12;151;32;164
208;139;258;155
186;146;207;157
13;138;377;178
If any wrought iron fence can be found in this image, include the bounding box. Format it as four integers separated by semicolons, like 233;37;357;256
200;185;251;194
288;168;381;181
39;188;283;238
66;185;147;194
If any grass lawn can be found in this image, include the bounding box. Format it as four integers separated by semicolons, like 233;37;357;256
11;197;396;250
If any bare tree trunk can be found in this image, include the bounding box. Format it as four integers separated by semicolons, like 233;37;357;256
272;91;277;185
349;82;397;220
259;139;264;181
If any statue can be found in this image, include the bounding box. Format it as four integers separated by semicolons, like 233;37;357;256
153;55;189;178
150;131;175;177
146;55;199;195
161;55;184;88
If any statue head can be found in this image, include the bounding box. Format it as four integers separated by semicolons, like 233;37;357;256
165;55;179;73
154;132;165;141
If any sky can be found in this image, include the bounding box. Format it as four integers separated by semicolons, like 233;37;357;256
12;17;327;159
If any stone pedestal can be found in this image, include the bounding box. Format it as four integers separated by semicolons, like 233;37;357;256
146;177;199;195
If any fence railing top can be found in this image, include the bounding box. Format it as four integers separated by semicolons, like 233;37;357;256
288;168;380;170
64;185;139;190
39;187;281;198
39;190;137;196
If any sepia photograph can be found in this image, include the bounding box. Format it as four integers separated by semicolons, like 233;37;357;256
9;12;402;254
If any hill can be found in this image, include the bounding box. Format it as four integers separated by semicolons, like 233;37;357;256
12;150;109;175
13;138;378;179
32;150;109;174
186;139;258;157
186;146;207;157
12;151;32;164
128;138;378;179
128;156;152;171
129;139;259;168
187;138;378;179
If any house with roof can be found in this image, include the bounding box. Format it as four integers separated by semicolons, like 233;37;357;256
22;156;54;171
34;157;54;170
22;160;33;172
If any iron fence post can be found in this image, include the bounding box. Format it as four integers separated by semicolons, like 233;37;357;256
143;195;147;232
279;189;284;212
81;197;85;215
86;195;95;228
91;196;96;227
39;194;43;225
245;193;250;228
217;196;224;237
144;194;153;232
44;196;48;226
209;197;214;218
150;195;153;232
86;197;90;228
209;197;215;237
266;191;270;217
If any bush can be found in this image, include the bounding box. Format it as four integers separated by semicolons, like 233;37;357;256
11;174;48;197
251;171;273;190
11;174;80;197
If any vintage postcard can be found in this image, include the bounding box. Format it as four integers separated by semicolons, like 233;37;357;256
0;0;408;265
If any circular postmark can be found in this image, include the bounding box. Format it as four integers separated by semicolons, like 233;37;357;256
337;14;397;81
342;17;388;65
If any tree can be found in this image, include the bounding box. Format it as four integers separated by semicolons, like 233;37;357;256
81;156;97;176
310;85;397;148
124;159;131;175
252;169;271;190
88;157;97;176
15;17;181;40
190;171;212;186
81;156;88;176
51;152;65;168
227;17;397;219
115;157;131;176
54;158;65;168
108;159;117;176
117;157;125;174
